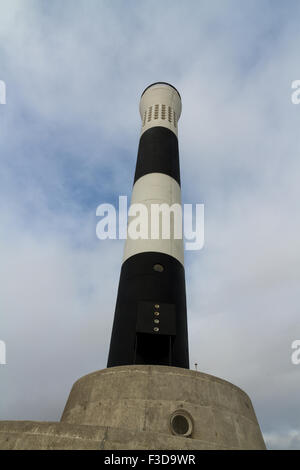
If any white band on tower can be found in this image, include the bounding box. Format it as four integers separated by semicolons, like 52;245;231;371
140;83;182;136
123;172;184;265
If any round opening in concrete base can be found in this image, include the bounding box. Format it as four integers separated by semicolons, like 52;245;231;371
170;410;193;437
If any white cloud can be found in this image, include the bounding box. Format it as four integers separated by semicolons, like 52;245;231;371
0;0;300;447
264;429;300;450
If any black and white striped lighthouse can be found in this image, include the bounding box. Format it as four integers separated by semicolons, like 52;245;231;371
0;83;267;451
107;82;189;369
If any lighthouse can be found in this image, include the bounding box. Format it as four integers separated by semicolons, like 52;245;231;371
0;83;266;450
107;82;189;369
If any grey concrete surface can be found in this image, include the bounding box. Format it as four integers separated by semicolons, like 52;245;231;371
0;365;266;449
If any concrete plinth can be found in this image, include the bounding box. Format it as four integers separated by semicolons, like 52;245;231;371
0;365;266;450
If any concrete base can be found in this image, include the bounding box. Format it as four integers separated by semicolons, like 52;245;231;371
0;365;266;450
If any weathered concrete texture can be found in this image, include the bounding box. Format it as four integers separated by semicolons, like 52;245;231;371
0;366;266;450
0;420;250;450
61;365;265;450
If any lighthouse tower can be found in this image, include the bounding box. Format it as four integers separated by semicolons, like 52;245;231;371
107;83;189;369
0;83;266;450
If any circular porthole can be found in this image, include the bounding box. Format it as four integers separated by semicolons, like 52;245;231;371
153;264;164;272
170;410;193;437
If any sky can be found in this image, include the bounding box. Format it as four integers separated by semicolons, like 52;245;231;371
0;0;300;450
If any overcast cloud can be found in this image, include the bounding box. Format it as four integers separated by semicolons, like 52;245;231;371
0;0;299;450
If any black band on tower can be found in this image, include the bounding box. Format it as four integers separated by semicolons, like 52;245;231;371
107;252;189;369
134;127;181;186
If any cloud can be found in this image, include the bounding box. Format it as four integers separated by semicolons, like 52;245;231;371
264;429;300;450
0;0;300;448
